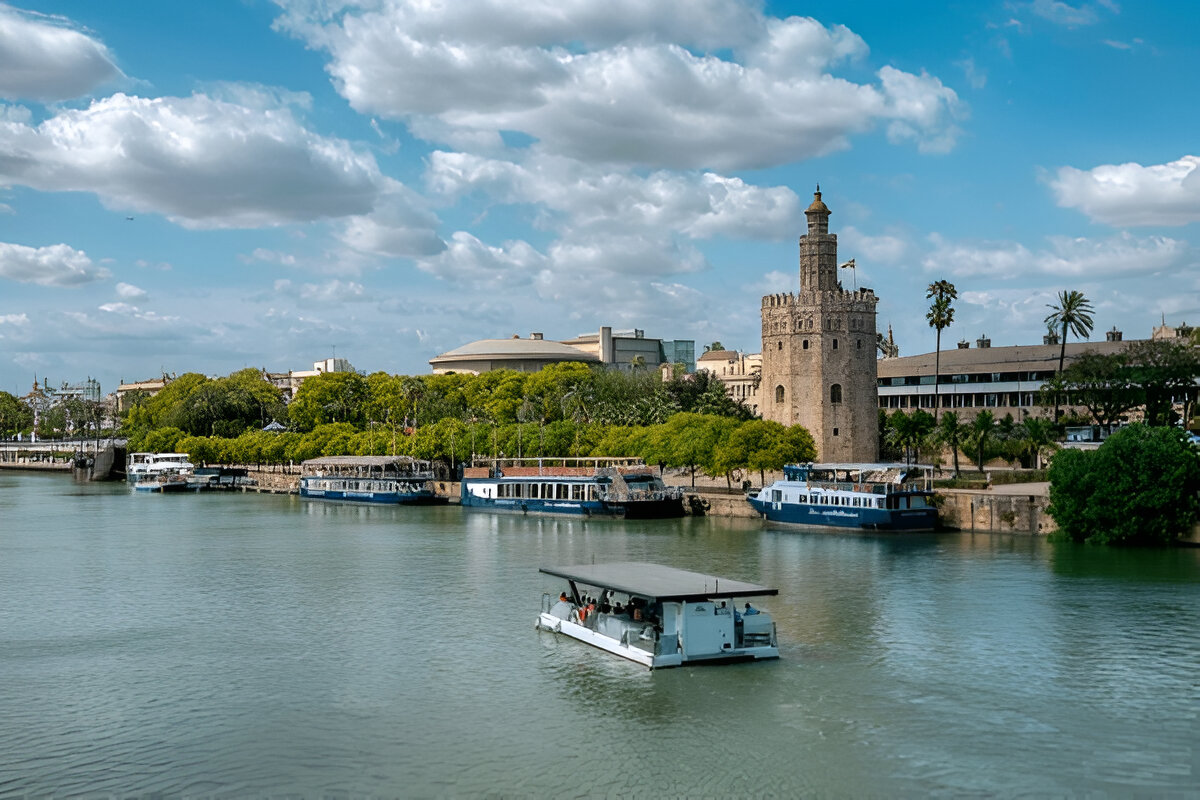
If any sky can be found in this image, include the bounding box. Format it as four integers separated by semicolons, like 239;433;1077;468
1;0;1198;396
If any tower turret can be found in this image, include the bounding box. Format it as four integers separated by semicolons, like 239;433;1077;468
799;187;839;292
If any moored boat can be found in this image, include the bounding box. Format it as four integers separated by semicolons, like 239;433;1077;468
460;458;685;518
300;456;444;504
133;473;192;493
126;452;195;484
537;562;780;669
748;462;938;531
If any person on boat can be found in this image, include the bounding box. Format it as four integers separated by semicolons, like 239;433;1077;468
559;592;569;603
744;602;760;615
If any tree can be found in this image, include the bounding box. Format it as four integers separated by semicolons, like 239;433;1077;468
288;372;369;431
703;341;725;353
965;410;996;472
886;409;935;466
0;391;32;439
925;280;957;421
1048;424;1200;545
1125;339;1200;427
935;411;966;476
1044;290;1095;419
1041;351;1139;429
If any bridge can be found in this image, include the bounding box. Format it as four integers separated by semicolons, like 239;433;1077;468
0;439;128;475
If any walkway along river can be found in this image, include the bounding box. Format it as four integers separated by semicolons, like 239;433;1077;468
1;470;1197;796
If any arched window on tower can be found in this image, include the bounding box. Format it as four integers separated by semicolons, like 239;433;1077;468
830;384;843;404
775;385;785;404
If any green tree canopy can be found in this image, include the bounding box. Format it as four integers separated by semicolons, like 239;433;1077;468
1048;424;1200;545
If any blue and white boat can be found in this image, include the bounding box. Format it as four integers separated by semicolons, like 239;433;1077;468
748;463;938;531
300;456;444;505
460;458;685;519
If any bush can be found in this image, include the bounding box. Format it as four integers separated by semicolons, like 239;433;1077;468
1047;424;1200;545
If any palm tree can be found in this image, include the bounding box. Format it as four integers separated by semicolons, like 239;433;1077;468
935;411;965;477
926;280;957;421
1044;290;1095;420
968;410;995;473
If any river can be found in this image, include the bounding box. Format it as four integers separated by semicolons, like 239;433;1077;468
1;471;1196;797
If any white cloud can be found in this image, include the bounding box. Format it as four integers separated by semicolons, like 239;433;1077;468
922;231;1187;279
337;182;446;257
0;5;122;101
1028;0;1101;26
1048;156;1200;226
273;278;369;303
278;3;963;170
427;151;801;240
415;232;547;286
841;225;909;264
115;282;146;300
0;90;388;228
0;241;110;285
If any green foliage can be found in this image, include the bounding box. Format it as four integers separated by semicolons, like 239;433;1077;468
0;391;32;438
1048;424;1200;545
288;372;368;431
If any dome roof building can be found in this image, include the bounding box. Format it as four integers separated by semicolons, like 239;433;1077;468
429;333;599;374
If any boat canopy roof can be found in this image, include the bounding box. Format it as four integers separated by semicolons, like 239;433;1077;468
540;562;777;602
301;455;426;468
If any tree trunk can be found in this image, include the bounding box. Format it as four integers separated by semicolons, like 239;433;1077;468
934;329;941;422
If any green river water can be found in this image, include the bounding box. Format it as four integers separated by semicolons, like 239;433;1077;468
1;471;1196;797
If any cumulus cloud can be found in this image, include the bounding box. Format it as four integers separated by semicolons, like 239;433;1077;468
277;2;964;169
427;151;801;240
922;231;1187;279
0;241;110;285
0;90;388;228
0;5;122;101
115;282;147;300
415;232;548;287
841;225;909;264
1027;0;1106;27
337;182;446;257
1048;156;1200;226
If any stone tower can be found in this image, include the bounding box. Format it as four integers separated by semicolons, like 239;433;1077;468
760;188;879;461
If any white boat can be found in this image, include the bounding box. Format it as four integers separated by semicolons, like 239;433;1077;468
126;452;195;484
537;562;780;669
748;462;939;531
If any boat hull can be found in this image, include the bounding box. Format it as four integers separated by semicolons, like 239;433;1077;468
461;491;682;519
300;487;445;505
537;612;778;669
747;495;937;531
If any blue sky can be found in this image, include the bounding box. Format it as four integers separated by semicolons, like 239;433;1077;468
2;0;1197;396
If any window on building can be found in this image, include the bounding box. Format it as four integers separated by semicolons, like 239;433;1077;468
803;340;809;350
833;427;839;436
775;385;785;403
830;384;842;404
778;341;782;350
857;339;862;349
832;338;839;350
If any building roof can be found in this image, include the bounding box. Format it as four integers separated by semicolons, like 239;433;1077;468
805;189;830;215
697;349;739;361
301;456;425;468
430;338;598;363
540;562;777;602
877;339;1134;377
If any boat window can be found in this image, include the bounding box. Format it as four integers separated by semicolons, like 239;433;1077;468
557;484;568;500
571;484;582;500
588;485;598;501
544;484;554;499
771;490;781;502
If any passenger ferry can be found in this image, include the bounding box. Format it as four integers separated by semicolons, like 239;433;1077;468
537;562;780;669
126;452;195;483
460;458;685;518
748;463;939;531
299;455;443;504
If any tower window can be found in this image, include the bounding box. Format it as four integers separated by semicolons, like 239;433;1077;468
832;338;839;350
802;340;809;350
857;339;862;349
833;428;839;436
777;341;782;350
830;384;842;404
775;385;785;403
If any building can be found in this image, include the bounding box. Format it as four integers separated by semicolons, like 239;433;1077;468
115;376;172;412
759;189;879;461
876;326;1195;422
429;334;600;374
696;349;760;414
264;357;357;400
429;327;694;375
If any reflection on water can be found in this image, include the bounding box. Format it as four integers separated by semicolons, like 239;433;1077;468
0;472;1197;796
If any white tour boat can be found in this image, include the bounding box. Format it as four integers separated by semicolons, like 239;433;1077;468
126;452;195;484
537;562;780;669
